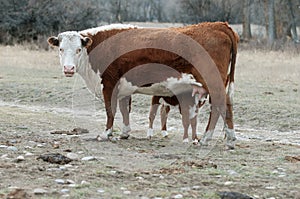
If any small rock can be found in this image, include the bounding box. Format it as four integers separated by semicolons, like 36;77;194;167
66;153;79;160
123;190;131;195
81;180;90;185
173;194;183;199
15;155;25;162
265;186;276;190
228;170;238;176
33;188;48;195
224;181;234;186
24;152;34;156
97;189;105;193
37;143;45;148
136;176;144;180
66;179;75;184
192;186;200;190
81;156;96;161
0;145;8;149
1;154;9;159
61;189;69;194
7;146;18;151
180;187;191;191
266;197;276;199
68;184;78;188
55;179;65;184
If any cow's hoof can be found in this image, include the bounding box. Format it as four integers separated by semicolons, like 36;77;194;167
119;133;130;139
183;138;189;143
161;130;168;138
192;139;199;145
147;128;154;139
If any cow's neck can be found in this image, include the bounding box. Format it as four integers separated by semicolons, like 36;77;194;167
77;49;102;98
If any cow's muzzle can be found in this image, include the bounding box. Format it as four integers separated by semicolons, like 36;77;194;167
64;66;75;77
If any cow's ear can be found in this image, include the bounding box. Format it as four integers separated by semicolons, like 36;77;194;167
81;37;93;48
47;36;59;47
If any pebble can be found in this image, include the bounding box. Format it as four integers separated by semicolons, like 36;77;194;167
24;152;34;156
7;146;18;151
123;190;131;195
1;154;9;159
81;180;90;185
81;156;96;161
224;181;234;186
173;194;183;199
192;186;201;190
55;179;65;184
180;187;191;191
66;153;79;160
33;188;48;195
0;145;8;149
97;189;105;193
16;155;25;162
228;170;239;176
66;179;75;184
265;186;276;190
61;189;69;193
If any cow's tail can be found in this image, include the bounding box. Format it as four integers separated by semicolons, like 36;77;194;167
224;22;239;103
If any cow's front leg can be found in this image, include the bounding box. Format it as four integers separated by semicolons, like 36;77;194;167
98;86;117;141
119;96;131;139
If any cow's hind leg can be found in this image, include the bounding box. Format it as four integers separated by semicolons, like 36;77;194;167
119;96;131;139
148;96;160;138
224;94;236;149
160;104;170;137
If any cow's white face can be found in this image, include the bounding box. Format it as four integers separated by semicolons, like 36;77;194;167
48;31;92;77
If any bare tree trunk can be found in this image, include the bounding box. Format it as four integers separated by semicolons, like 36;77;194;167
267;0;276;46
287;0;299;42
242;0;252;41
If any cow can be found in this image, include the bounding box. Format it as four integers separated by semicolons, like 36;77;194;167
47;22;237;148
148;23;238;148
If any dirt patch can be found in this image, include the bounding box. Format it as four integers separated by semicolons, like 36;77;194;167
0;46;300;198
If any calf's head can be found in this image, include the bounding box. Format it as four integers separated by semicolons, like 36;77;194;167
48;32;92;77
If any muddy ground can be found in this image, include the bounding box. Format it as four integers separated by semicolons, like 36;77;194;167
0;45;299;199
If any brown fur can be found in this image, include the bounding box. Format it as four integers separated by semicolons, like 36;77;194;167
81;22;239;138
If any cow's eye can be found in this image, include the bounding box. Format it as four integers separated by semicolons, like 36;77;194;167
76;48;81;54
59;48;64;53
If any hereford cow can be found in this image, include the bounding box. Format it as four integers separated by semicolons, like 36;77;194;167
47;22;236;147
148;23;238;148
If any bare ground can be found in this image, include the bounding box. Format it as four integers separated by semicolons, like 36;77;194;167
0;45;300;199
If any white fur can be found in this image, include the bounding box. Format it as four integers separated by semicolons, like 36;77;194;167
147;128;154;138
56;31;102;97
183;138;189;143
224;127;236;149
200;130;214;146
189;104;197;119
228;82;234;103
97;128;113;140
161;130;168;137
80;24;138;36
122;124;131;133
119;73;203;98
118;78;138;99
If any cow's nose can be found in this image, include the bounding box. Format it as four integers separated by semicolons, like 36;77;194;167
64;65;75;77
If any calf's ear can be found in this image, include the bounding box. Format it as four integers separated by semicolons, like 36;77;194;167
81;37;93;48
47;36;59;47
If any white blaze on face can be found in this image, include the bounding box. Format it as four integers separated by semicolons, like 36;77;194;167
57;32;86;77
